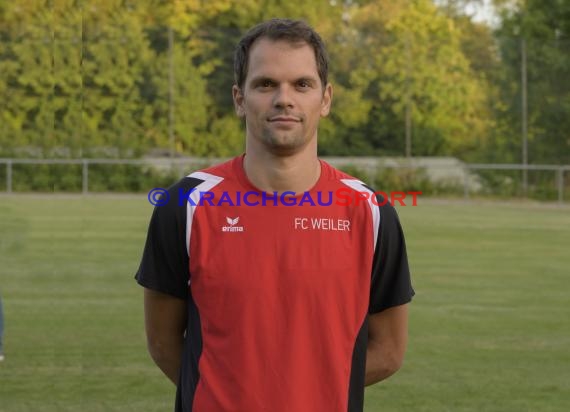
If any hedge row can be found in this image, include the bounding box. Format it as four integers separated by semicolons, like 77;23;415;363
0;163;566;202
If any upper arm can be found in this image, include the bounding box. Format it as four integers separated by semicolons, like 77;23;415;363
134;179;206;384
144;288;187;345
368;303;409;361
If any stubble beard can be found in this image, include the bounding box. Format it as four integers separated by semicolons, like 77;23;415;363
259;126;309;156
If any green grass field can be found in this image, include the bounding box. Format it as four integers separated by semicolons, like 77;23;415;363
0;195;569;411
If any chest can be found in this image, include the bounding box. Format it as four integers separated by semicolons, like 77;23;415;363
190;202;374;298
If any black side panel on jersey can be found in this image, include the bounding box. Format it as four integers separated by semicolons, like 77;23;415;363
135;176;204;299
134;176;205;412
369;193;415;314
346;316;368;412
175;292;203;412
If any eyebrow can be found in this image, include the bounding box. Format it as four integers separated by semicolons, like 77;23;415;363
295;76;318;85
248;76;319;86
249;76;275;85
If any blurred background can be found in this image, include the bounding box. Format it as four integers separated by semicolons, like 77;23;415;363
0;1;569;412
0;0;568;200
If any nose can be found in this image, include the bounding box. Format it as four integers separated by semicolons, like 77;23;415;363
273;84;295;109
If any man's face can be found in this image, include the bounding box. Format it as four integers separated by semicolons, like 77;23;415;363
233;38;332;156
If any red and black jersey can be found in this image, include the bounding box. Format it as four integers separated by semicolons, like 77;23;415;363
135;155;414;412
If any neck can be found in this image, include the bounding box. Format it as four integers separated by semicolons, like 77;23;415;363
243;143;321;194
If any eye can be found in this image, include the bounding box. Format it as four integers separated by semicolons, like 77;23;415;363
259;80;274;88
297;80;310;88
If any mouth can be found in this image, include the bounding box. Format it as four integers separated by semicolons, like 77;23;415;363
268;116;302;123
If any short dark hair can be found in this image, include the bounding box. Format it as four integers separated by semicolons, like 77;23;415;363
234;18;329;90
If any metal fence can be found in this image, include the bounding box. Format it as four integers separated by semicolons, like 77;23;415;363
0;158;568;204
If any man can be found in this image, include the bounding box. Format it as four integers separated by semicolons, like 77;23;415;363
135;18;414;412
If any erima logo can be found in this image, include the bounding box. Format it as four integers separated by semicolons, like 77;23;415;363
222;217;244;232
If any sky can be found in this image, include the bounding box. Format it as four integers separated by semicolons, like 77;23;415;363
431;0;500;27
465;0;499;26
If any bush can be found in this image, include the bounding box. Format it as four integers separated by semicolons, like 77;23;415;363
474;169;561;201
374;167;434;194
11;164;82;192
336;164;466;197
3;160;565;202
6;162;202;193
337;165;373;183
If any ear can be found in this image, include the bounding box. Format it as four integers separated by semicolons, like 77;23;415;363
232;85;246;118
320;83;333;117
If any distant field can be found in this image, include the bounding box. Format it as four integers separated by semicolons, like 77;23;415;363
0;195;569;411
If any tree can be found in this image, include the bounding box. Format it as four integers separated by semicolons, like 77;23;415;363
494;0;570;164
0;1;55;156
321;0;493;157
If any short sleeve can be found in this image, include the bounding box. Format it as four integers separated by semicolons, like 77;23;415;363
135;185;189;300
369;197;415;314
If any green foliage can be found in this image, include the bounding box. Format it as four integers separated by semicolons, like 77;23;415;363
491;0;570;165
337;164;458;196
11;164;82;192
336;163;565;201
86;164;181;192
337;0;492;157
474;168;565;201
337;164;375;183
374;167;435;194
0;1;53;154
0;0;567;164
6;162;189;193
